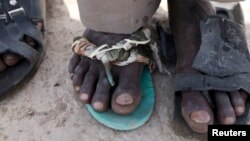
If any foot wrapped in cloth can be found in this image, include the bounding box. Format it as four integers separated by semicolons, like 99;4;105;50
71;28;164;86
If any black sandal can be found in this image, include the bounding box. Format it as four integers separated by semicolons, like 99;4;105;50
0;0;46;96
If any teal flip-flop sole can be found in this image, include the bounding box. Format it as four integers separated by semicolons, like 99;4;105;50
85;68;155;131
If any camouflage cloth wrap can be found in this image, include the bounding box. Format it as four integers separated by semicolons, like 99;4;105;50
71;28;168;86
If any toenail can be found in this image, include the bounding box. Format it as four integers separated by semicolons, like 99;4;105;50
80;93;89;101
190;111;211;124
74;86;80;92
93;102;104;110
5;56;14;61
223;117;235;125
116;93;134;106
236;106;245;115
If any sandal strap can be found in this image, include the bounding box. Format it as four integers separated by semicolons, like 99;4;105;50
0;0;45;65
19;0;45;20
1;0;25;23
3;0;44;43
0;1;7;22
71;28;161;86
0;37;39;65
71;28;153;65
71;37;96;57
175;73;250;94
192;16;250;77
1;0;45;21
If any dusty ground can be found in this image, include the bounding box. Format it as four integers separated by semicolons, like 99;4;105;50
0;0;250;141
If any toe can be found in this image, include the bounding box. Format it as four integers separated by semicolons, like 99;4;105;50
3;53;20;66
181;91;214;133
112;62;143;115
215;92;236;125
0;57;7;72
72;57;90;92
91;77;111;112
79;60;99;103
24;35;37;47
69;54;81;77
229;91;245;116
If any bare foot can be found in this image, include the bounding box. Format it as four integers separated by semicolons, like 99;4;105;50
168;0;248;133
69;29;143;114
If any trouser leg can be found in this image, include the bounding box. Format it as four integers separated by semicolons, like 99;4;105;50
77;0;161;34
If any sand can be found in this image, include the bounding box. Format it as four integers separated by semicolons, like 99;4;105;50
0;0;249;141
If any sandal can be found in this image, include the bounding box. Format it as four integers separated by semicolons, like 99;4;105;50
173;2;250;139
71;28;159;131
0;0;46;96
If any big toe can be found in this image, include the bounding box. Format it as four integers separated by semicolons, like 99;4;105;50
111;63;143;115
181;91;214;133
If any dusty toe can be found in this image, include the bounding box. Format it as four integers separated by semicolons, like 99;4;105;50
91;77;111;112
112;62;143;115
72;57;90;92
79;60;99;103
181;91;214;133
229;91;246;116
215;92;236;125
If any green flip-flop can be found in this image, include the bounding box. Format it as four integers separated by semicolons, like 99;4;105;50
85;67;155;131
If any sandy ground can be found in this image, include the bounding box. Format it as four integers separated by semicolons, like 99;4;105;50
0;0;250;141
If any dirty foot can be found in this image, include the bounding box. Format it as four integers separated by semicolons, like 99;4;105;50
0;22;43;72
69;29;143;114
169;0;248;133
